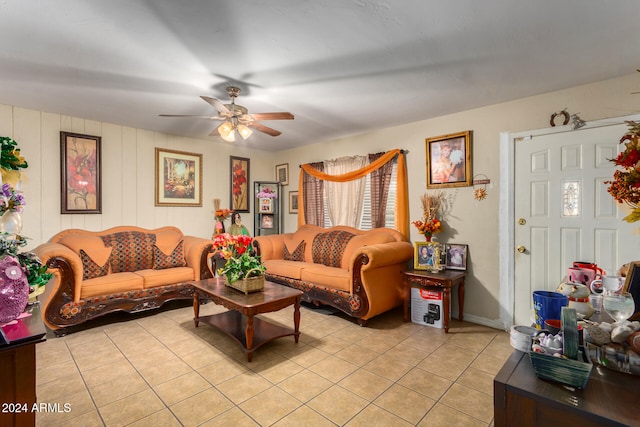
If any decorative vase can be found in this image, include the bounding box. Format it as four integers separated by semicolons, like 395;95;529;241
214;220;225;235
0;211;23;235
425;233;432;242
0;255;30;323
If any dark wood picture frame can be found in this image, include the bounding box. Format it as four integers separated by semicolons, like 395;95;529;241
230;156;250;212
60;131;102;214
276;163;289;186
444;243;468;270
289;191;299;214
426;130;472;189
622;262;640;321
155;148;203;207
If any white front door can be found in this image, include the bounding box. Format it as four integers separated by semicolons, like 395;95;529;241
505;115;640;326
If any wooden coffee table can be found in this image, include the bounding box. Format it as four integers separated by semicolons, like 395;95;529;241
191;278;302;362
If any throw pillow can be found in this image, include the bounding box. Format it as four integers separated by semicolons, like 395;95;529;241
283;240;306;262
153;240;187;270
312;230;355;268
101;231;156;273
79;249;110;280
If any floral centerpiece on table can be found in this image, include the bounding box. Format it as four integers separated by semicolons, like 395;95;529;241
0;183;26;216
412;191;445;241
212;233;266;284
606;121;640;222
257;187;278;198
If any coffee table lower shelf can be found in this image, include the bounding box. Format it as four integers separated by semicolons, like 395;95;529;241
196;310;297;361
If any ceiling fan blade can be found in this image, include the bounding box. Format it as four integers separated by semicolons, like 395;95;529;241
249;112;294;121
159;114;224;119
200;96;230;114
248;122;282;137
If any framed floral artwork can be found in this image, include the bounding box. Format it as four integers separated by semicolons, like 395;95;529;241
60;131;102;214
230;156;250;212
426;130;472;189
155;148;202;206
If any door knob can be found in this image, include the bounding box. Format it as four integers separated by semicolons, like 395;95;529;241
517;245;526;253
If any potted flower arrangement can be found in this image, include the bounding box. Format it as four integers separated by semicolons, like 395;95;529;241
606;121;640;222
212;233;266;294
412;191;445;241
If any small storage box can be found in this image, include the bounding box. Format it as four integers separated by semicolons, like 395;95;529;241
411;288;449;329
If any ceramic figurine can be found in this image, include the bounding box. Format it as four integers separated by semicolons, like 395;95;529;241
556;282;595;319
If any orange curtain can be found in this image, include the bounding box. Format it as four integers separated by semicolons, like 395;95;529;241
297;149;409;239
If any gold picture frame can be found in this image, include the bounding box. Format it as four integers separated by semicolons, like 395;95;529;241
155;148;202;206
426;130;472;189
414;242;442;272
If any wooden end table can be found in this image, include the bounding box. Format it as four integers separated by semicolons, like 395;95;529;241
402;269;466;333
191;278;302;362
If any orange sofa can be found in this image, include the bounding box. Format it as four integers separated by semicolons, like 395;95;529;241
253;225;413;325
32;226;215;335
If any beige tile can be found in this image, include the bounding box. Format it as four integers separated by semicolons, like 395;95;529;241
74;346;128;372
469;353;509;377
126;408;182;427
277;370;334;402
363;353;413;381
199;407;260;426
334;343;379;367
81;359;138;388
37;409;103;427
37;371;86;403
180;345;226;370
170;388;234;426
284;345;330;368
397;367;453;400
89;372;149;407
418;402;489;427
66;333;117;359
36;358;79;386
456;367;495;396
153;371;212;406
197;358;248;385
339;369;393;401
307;385;369;425
384;343;430;367
36;340;73;366
374;384;436;424
272;405;335;427
138;357;193;386
440;383;494;423
217;371;273;404
309;355;359;382
35;388;95;427
239;386;302;425
417;346;475;381
253;356;304;384
127;347;180;371
345;403;413;427
308;334;351;354
356;334;398;353
99;388;165;426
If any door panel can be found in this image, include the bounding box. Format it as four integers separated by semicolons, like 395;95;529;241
514;123;640;325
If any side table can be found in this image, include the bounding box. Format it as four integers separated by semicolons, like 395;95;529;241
402;269;466;333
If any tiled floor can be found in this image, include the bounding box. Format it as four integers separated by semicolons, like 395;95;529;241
35;301;511;426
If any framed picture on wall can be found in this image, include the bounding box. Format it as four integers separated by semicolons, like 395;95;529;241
289;191;299;214
276;163;289;186
426;130;472;189
444;243;468;270
60;131;102;214
155;148;202;206
230;156;250;212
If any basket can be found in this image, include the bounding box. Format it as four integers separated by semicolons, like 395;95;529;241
224;269;265;294
528;307;593;389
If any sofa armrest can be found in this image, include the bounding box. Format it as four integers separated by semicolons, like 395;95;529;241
348;241;414;272
183;236;215;279
253;233;293;260
32;242;84;302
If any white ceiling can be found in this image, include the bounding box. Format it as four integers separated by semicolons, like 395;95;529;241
1;1;638;151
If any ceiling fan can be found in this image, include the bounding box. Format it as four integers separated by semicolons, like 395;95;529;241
160;86;294;141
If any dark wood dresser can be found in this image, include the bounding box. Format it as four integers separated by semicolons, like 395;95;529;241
494;349;638;427
0;303;47;427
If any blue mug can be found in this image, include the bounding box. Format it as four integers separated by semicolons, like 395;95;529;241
532;291;568;330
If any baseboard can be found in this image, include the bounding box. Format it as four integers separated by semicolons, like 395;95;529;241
452;311;507;332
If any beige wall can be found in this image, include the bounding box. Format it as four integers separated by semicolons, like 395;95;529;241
0;106;277;249
277;73;639;327
1;73;637;327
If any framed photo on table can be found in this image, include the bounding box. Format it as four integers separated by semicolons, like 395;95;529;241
414;242;442;272
60;131;102;214
155;148;202;206
426;130;472;189
444;243;468;270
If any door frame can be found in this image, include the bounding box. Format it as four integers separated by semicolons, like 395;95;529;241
498;114;640;329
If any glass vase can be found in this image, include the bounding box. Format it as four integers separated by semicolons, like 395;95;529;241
0;211;23;235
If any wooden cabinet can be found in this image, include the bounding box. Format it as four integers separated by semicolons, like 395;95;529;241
494;350;638;427
0;303;46;427
254;181;283;236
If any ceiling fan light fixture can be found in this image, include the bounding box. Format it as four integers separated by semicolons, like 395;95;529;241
237;124;253;139
220;129;236;142
217;121;234;137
